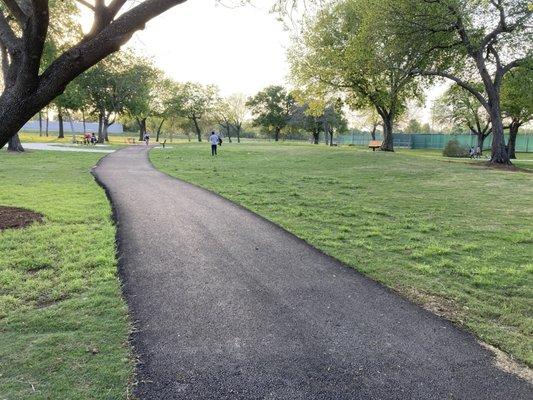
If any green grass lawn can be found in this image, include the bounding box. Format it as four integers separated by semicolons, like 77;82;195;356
0;150;132;399
151;142;533;367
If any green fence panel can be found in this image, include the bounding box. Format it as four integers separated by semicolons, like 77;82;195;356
338;132;531;152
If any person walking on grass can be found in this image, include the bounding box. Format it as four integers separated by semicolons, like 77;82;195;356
210;131;220;156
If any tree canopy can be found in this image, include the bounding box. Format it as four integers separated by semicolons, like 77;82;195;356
289;0;423;151
246;85;294;141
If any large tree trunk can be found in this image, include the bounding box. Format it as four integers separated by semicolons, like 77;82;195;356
477;133;485;155
312;130;319;144
370;123;377;140
507;119;520;160
103;118;110;142
97;113;104;143
236;125;241;143
45;109;49;137
226;123;232;143
488;109;510;164
137;118;147;142
82;110;86;133
274;127;280;142
156;119;165;142
7;133;24;152
380;113;394;152
330;130;334;146
57;107;64;139
192;116;202;142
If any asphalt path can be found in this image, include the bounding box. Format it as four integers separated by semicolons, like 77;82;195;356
93;145;531;399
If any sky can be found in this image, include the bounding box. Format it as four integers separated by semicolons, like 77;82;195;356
127;1;290;97
81;1;442;126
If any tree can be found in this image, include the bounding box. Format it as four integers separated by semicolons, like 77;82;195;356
148;76;175;142
289;93;347;145
120;60;159;142
214;98;234;143
405;119;422;134
3;0;81;151
501;61;533;159
388;0;532;164
289;103;323;144
166;82;219;142
247;85;294;141
226;93;248;143
289;0;423;152
53;77;88;139
0;0;189;149
433;84;492;153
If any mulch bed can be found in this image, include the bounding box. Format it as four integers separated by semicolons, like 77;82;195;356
0;206;44;231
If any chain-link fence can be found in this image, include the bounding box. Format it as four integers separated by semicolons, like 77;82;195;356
337;132;531;152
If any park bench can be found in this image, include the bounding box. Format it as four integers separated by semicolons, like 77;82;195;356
368;140;382;151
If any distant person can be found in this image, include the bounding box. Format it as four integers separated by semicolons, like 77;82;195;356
84;132;92;145
144;132;150;145
475;145;481;158
210;131;220;156
469;146;475;158
90;132;97;145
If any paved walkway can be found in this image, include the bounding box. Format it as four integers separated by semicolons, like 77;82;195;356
23;142;114;153
93;146;531;399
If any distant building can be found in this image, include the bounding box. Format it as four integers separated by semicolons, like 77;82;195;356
22;120;124;134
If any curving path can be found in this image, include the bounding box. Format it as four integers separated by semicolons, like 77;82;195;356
93;145;531;400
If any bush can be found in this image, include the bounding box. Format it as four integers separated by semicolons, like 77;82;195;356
443;139;469;158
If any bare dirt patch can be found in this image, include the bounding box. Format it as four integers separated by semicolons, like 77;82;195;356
0;206;43;231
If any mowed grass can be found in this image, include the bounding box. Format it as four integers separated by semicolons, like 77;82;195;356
152;142;533;367
0;150;132;399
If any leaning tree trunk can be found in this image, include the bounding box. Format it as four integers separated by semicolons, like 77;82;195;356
156;119;165;142
380;114;394;152
192;116;202;142
7;133;24;152
57;108;64;139
370;124;377;140
507;119;520;160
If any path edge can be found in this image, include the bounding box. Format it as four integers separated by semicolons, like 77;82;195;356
90;150;140;397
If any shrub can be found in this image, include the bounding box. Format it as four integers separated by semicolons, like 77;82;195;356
443;139;469;158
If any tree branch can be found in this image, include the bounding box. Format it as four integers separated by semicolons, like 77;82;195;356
412;69;489;109
75;0;95;11
1;0;28;25
0;10;20;52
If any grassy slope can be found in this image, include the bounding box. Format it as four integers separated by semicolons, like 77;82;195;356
0;151;131;399
152;143;533;366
